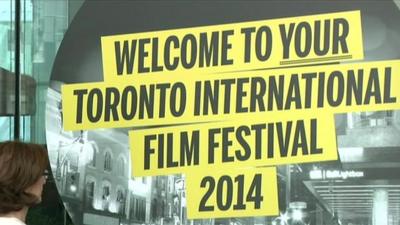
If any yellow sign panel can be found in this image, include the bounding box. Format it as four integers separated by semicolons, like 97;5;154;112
62;60;400;131
129;115;337;177
185;167;279;219
101;11;363;81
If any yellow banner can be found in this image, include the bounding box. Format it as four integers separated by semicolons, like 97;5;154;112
101;10;363;81
185;167;279;219
62;60;400;131
129;115;336;176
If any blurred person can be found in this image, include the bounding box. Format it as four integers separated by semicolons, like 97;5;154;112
0;141;49;225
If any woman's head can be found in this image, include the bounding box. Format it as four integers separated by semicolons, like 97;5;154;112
0;141;49;214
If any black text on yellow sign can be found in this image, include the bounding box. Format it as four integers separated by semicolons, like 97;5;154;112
101;10;363;80
186;167;278;219
62;60;400;131
129;115;336;177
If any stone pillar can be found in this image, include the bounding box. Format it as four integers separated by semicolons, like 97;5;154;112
373;188;388;225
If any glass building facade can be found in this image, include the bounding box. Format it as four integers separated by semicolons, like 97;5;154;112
0;1;84;224
0;0;83;142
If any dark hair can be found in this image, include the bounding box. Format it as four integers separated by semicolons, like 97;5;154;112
0;141;49;214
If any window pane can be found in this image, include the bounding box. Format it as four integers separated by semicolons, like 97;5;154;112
0;0;14;71
21;0;69;143
0;117;13;141
0;0;13;141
